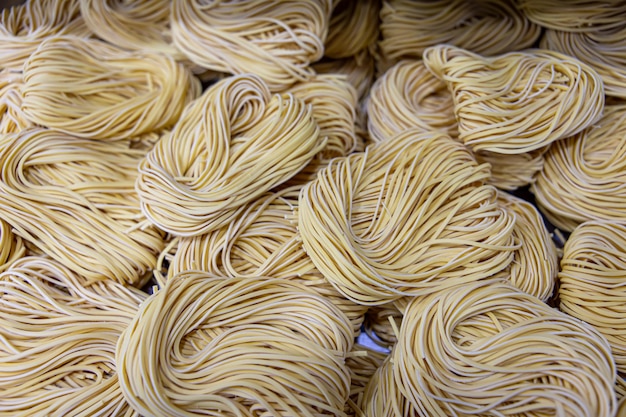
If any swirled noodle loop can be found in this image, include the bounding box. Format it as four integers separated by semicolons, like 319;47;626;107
394;279;617;416
362;356;416;417
0;220;24;273
325;0;380;59
497;190;558;301
0;0;91;71
80;0;181;58
475;147;547;190
22;36;200;140
367;60;457;143
116;272;353;417
0;70;32;135
137;74;324;237
379;0;540;70
518;0;626;32
423;45;605;154
0;128;165;286
532;104;626;231
169;187;367;335
0;256;146;417
171;0;332;92
559;220;626;398
298;129;517;305
542;26;626;98
346;343;388;416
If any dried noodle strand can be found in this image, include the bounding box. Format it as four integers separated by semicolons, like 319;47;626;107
518;0;626;32
325;0;380;59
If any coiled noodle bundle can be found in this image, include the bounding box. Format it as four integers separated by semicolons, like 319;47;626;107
0;256;146;417
498;190;558;301
559;220;626;397
0;0;91;71
325;0;380;59
116;272;352;417
0;128;165;286
532;104;626;231
423;45;605;154
137;74;324;236
171;0;332;92
518;0;626;32
80;0;181;58
22;36;200;140
367;60;457;143
169;186;367;334
298;129;517;305
395;279;617;416
542;27;626;99
379;0;540;69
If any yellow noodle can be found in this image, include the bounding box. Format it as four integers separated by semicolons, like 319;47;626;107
364;305;403;348
0;69;31;135
362;356;417;417
22;36;200;140
394;279;617;416
116;272;352;417
542;26;626;98
0;219;24;273
532;104;626;231
325;0;380;59
313;50;376;103
298;129;517;305
367;60;457;143
171;0;332;92
475;147;547;191
346;343;388;416
0;128;165;286
0;0;91;71
559;220;626;399
423;45;605;154
169;186;367;335
0;256;145;416
80;0;181;58
497;190;558;301
379;0;540;70
137;74;325;237
518;0;626;32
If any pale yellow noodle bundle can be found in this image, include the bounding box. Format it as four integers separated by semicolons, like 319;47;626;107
298;129;517;305
282;74;361;184
0;128;165;286
0;0;91;71
22;36;200;140
169;186;367;335
559;220;626;397
0;69;31;135
171;0;332;92
80;0;181;58
0;256;146;417
367;60;457;143
423;45;605;154
542;27;626;98
137;74;324;237
532;104;626;231
346;343;388;416
313;50;376;103
325;0;380;59
362;356;416;417
116;272;352;417
364;305;402;348
0;220;24;273
498;190;558;301
518;0;626;32
394;279;617;416
475;147;547;190
379;0;540;69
